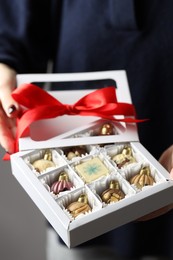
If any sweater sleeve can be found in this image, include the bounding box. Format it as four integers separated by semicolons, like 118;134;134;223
0;0;51;73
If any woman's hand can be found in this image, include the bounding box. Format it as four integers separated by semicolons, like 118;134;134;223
0;63;19;154
159;145;173;179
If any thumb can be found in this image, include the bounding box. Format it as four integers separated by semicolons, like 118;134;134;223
0;63;19;118
0;87;20;118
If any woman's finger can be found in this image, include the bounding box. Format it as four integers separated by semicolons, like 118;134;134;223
0;106;16;153
0;63;19;118
159;145;173;172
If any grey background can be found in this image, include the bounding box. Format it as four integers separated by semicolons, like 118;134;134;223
0;147;46;260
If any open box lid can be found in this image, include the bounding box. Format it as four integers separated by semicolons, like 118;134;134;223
17;70;139;151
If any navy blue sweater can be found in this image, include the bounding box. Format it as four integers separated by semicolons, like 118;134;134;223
0;0;173;257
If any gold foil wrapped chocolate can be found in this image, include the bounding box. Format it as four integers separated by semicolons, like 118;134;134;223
67;194;91;218
32;150;56;173
112;146;136;168
129;166;155;188
99;123;114;135
101;180;125;203
50;172;73;195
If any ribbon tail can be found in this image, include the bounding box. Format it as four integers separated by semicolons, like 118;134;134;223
3;153;10;160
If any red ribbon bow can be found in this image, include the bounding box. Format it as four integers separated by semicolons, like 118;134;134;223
4;84;144;160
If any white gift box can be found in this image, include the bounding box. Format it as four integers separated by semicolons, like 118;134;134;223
10;70;173;248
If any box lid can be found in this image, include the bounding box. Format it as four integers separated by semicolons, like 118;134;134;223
16;70;139;151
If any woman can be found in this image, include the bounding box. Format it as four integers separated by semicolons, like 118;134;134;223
0;1;173;259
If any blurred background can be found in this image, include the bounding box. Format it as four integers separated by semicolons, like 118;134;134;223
0;146;46;260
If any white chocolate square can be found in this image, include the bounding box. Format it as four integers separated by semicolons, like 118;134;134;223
75;157;109;183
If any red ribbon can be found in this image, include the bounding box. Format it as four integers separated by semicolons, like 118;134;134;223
4;84;144;160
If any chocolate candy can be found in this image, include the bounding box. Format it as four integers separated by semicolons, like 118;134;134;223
129;166;155;189
99;123;114;135
75;157;109;183
67;194;91;218
50;172;73;195
101;180;125;203
65;146;87;160
112;146;136;168
32;150;56;173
